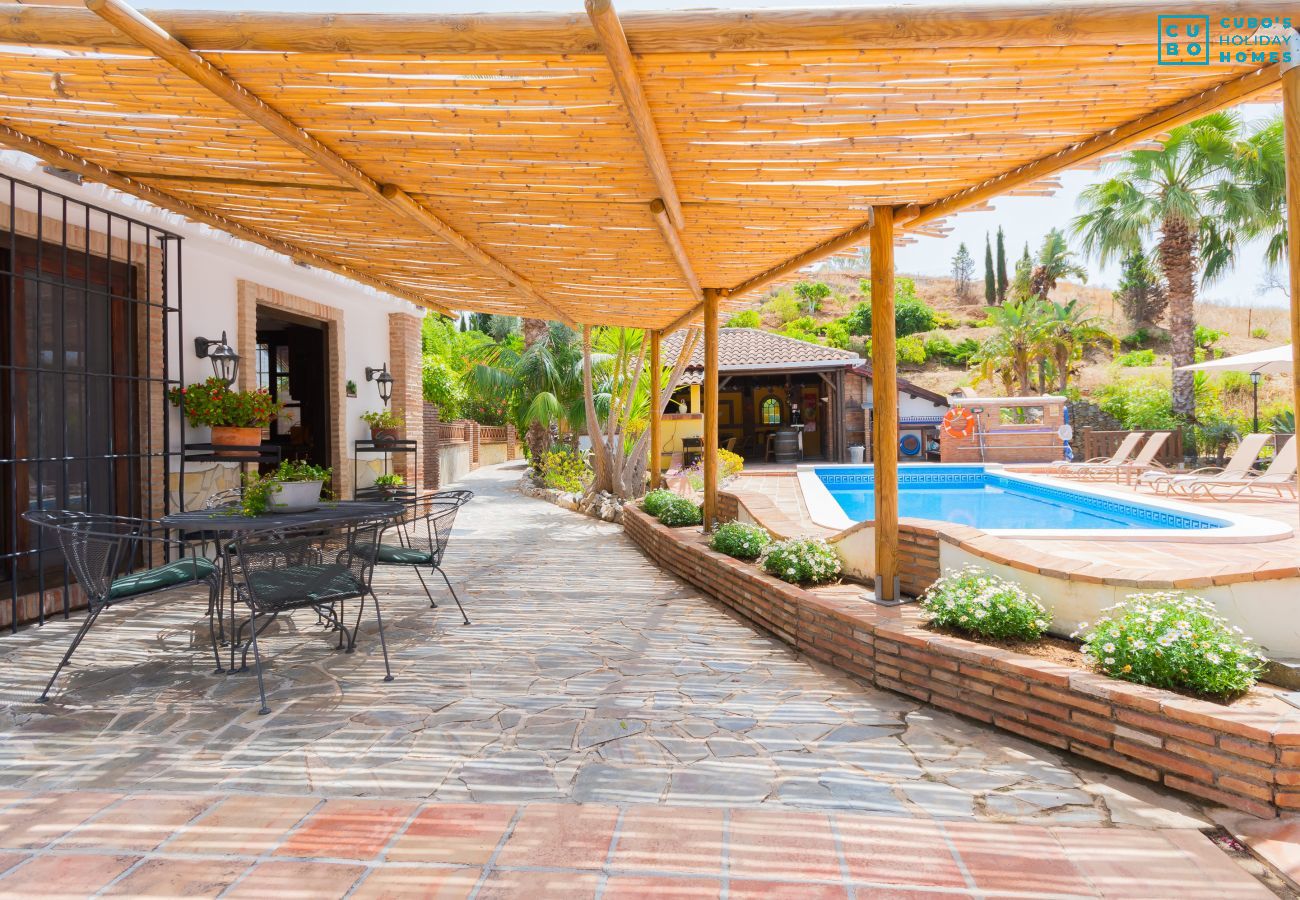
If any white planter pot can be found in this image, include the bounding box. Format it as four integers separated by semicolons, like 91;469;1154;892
270;480;323;512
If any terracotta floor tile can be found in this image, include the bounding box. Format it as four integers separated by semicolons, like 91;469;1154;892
727;879;848;899
492;804;618;870
0;792;121;850
275;799;418;862
945;822;1088;896
0;852;138;899
0;854;24;877
611;807;724;875
838;816;966;889
1222;817;1300;886
728;809;839;882
102;857;248;898
60;794;215;852
473;869;599;899
164;795;320;857
1159;828;1273;896
223;860;367;900
601;875;722;899
348;866;479;899
384;803;514;865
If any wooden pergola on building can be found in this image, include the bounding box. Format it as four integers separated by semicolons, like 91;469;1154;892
2;0;1295;601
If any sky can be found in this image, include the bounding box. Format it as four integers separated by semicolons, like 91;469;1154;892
131;1;1291;307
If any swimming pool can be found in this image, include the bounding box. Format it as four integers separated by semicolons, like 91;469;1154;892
796;464;1289;540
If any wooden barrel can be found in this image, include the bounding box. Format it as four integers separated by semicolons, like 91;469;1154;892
773;428;800;463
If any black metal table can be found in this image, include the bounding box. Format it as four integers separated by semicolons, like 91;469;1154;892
161;501;404;672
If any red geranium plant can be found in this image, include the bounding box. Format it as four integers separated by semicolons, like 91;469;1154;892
167;376;283;428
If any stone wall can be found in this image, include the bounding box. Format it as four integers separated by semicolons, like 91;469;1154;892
625;506;1300;817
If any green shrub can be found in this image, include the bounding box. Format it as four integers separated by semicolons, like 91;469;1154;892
726;309;761;328
1073;591;1266;698
1194;324;1225;351
539;449;590;493
844;280;934;338
642;488;678;517
708;522;771;560
1121;328;1154;348
932;310;959;329
1251;326;1270;339
896;334;926;365
895;296;937;337
1095;377;1180;431
762;291;802;324
658;495;703;527
822;320;850;349
1116;348;1156;367
761;537;841;585
921;566;1050;641
923;336;980;366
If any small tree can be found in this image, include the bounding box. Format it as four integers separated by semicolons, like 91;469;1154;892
1030;228;1088;300
951;243;975;302
1012;243;1034;302
1113;251;1168;331
983;235;996;304
792;280;831;315
995;226;1009;303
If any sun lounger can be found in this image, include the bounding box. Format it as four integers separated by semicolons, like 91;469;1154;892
1086;432;1171;484
1053;431;1144;477
1184;437;1297;500
1140;433;1270;495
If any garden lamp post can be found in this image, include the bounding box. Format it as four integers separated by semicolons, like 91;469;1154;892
1251;370;1262;433
194;331;239;386
366;364;394;406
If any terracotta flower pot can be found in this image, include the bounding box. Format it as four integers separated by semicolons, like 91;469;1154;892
211;425;261;458
371;426;401;445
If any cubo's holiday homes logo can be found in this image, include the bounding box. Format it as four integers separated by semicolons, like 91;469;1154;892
1158;13;1295;66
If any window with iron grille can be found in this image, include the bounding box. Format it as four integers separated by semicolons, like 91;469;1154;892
0;173;181;630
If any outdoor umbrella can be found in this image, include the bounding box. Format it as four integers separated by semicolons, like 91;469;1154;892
1176;344;1293;375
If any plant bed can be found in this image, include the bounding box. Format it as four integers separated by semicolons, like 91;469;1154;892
623;504;1300;817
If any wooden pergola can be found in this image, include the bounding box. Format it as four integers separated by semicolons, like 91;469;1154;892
1;0;1295;600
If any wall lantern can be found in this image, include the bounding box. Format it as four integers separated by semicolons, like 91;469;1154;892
366;364;394;405
194;331;239;386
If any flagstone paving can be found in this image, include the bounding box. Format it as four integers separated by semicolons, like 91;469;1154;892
0;462;1284;896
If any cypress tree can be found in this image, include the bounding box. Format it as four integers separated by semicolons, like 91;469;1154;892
983;235;996;304
995;226;1009;303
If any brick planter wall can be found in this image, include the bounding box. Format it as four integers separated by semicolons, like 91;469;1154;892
625;506;1300;817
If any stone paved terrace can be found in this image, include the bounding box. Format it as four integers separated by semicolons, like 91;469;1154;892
0;463;1286;897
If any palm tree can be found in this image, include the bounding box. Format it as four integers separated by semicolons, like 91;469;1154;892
1039;299;1116;393
468;321;585;463
972;298;1048;395
1073;111;1282;417
1030;228;1088;299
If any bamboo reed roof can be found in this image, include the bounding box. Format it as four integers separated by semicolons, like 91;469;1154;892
0;1;1283;327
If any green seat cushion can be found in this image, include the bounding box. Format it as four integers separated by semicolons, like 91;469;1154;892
246;563;365;606
108;557;216;600
375;544;433;565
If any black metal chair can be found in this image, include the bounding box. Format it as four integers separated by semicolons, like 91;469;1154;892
227;517;392;714
20;510;221;703
378;492;472;624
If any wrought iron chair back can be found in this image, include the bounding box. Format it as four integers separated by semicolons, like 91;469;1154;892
227;516;394;713
377;492;472;624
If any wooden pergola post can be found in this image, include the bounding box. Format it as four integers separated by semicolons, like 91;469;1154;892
1284;40;1300;518
870;207;900;601
702;289;721;530
649;329;663;489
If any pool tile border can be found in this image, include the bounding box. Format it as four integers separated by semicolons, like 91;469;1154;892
625;506;1300;818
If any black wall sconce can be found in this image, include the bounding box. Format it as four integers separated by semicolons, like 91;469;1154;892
366;364;394;405
194;330;239;386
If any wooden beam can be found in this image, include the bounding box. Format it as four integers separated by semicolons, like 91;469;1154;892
587;0;685;232
0;123;454;316
649;199;702;303
870;206;899;602
897;61;1284;230
6;2;1266;54
85;0;577;328
723;60;1280;303
1283;42;1299;517
649;329;663;490
702;288;721;531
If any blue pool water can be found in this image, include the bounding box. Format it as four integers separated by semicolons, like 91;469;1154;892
815;466;1228;531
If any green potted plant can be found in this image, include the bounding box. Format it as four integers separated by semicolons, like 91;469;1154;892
373;473;405;499
267;459;331;512
361;408;405;444
168;376;282;457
